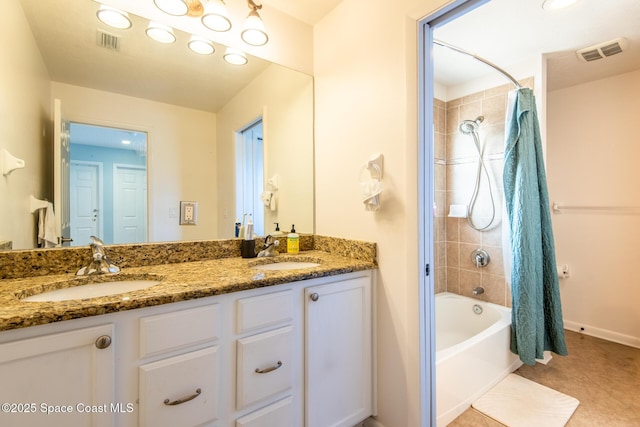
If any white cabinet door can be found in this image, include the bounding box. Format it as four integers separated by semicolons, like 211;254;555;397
305;275;373;427
0;324;115;427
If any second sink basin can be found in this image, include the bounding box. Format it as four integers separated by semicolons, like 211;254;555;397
21;275;163;302
252;261;320;271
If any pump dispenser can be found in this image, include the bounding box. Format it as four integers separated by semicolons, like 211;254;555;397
272;222;284;237
287;224;299;254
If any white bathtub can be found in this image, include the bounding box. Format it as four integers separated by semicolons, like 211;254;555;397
435;293;522;426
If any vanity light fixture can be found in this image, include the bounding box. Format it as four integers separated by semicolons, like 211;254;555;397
241;0;268;46
201;0;232;32
146;21;176;43
153;0;189;16
121;140;132;145
542;0;579;10
188;36;215;54
223;47;248;65
96;5;132;29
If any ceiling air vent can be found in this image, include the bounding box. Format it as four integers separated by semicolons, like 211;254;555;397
96;30;120;51
576;37;628;62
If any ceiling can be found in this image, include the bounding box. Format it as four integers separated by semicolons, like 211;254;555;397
20;0;640;111
433;0;640;92
19;0;272;113
262;0;343;25
270;0;640;93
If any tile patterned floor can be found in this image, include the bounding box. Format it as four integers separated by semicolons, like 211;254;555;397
448;330;640;426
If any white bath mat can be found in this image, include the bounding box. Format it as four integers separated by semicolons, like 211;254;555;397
472;374;579;427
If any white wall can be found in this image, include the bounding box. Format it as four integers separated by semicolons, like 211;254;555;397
547;69;640;348
51;82;217;244
216;64;314;238
314;1;451;426
0;0;52;250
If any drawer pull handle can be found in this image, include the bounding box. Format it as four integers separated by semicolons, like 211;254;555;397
163;388;201;406
255;360;283;374
310;293;319;301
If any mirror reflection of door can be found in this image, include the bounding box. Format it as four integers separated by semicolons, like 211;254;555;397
236;119;264;236
68;123;147;246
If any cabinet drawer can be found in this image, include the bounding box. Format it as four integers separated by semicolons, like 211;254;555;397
237;326;293;409
236;290;293;334
139;346;219;427
139;303;220;358
236;396;293;427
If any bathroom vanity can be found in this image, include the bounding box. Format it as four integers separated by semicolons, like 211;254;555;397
0;236;376;427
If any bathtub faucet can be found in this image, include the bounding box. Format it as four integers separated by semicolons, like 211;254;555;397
472;287;484;296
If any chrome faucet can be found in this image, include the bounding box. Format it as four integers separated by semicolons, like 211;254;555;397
76;236;120;275
472;287;485;296
257;235;280;258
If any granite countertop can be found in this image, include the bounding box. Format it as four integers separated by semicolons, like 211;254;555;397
0;250;376;332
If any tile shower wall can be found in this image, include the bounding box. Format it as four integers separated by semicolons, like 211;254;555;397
434;78;533;307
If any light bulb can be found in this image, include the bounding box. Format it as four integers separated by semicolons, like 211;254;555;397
96;5;132;29
146;22;176;44
153;0;189;16
223;48;248;65
201;0;232;32
241;11;268;46
188;36;215;55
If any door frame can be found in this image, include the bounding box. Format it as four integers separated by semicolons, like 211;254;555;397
417;1;488;425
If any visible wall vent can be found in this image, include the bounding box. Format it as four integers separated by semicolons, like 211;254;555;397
96;30;120;51
576;37;627;62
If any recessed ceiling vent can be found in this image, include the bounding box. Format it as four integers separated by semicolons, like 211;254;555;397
576;37;628;62
96;29;120;52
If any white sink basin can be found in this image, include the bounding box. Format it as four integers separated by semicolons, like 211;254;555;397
252;261;320;271
22;280;161;302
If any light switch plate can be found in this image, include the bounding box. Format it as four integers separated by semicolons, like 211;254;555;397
180;201;198;225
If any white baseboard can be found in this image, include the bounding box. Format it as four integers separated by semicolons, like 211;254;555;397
564;320;640;349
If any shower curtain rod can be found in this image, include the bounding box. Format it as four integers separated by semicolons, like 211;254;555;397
434;39;522;89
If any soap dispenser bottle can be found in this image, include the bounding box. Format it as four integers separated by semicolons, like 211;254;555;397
287;224;299;254
272;222;284;237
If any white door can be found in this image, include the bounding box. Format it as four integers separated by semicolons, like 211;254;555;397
113;165;147;243
53;99;71;246
70;162;102;246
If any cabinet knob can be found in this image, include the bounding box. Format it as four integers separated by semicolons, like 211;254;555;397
310;293;319;302
95;335;112;349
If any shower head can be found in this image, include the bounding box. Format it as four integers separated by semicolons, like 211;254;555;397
458;116;484;135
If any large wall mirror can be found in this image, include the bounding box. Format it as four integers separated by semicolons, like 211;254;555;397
1;0;314;250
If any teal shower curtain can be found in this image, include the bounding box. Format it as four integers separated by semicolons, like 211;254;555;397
503;88;568;365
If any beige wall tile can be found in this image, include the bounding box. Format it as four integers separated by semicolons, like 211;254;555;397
459;269;482;298
481;274;507;306
446;242;459;268
481;94;507;126
446;267;460;293
446;217;459;242
462;91;484;104
459;221;481;244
